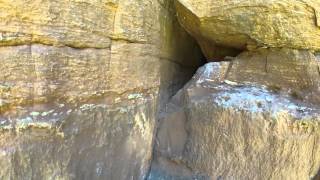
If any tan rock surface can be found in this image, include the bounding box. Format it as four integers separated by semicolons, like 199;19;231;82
4;0;319;179
0;0;204;179
226;48;320;104
175;0;320;59
0;0;114;48
0;0;204;110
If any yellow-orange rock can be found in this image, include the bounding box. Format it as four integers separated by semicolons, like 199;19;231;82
0;0;204;179
175;0;320;59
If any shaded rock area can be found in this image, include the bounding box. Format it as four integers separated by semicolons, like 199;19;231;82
175;0;320;59
154;53;320;179
148;157;209;180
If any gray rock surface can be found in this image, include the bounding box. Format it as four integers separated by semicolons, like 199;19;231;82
0;96;156;179
156;51;320;180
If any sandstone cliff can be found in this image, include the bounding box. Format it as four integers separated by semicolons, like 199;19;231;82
0;0;320;180
0;0;203;179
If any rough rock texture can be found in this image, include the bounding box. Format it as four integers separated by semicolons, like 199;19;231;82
224;48;320;104
0;98;155;180
0;0;204;179
0;0;204;110
2;0;320;179
155;50;320;180
175;0;320;59
147;156;209;180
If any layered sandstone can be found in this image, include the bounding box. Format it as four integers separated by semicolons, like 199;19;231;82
175;0;320;59
1;0;320;179
0;0;203;179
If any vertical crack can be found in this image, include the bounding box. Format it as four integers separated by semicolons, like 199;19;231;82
265;54;269;73
299;0;320;27
224;60;234;80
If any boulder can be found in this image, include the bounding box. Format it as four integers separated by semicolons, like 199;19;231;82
224;48;320;104
175;0;320;59
156;49;320;179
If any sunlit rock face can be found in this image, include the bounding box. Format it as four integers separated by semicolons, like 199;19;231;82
0;0;204;179
0;0;203;110
155;49;320;180
175;0;320;59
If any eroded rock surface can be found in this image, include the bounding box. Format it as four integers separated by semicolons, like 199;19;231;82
148;156;209;180
221;48;320;104
155;50;320;180
0;97;155;179
2;0;320;179
175;0;320;59
0;0;204;179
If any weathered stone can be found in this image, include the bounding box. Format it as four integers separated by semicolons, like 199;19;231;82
225;48;320;104
184;84;320;179
175;0;320;59
148;156;209;180
6;0;320;179
0;97;156;179
0;0;204;179
156;52;320;179
0;0;204;110
0;0;115;48
0;45;111;109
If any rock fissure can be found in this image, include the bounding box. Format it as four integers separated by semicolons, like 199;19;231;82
265;54;269;73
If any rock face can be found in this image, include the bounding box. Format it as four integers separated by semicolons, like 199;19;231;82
223;48;320;104
175;0;320;59
0;0;204;179
152;1;320;178
2;0;320;179
155;50;320;180
0;99;156;180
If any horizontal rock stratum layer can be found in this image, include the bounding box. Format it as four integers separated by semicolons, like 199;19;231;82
175;0;320;59
155;49;320;180
0;0;149;47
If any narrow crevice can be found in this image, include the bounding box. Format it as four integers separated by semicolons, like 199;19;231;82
148;1;249;178
313;169;320;180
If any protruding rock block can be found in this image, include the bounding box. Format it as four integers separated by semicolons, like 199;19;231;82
156;49;320;179
175;0;320;59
